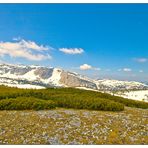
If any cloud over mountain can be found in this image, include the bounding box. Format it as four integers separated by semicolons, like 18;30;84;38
80;64;100;71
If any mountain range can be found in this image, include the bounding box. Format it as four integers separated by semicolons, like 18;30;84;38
0;63;148;91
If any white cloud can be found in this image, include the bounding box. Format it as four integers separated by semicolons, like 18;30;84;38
79;64;100;71
118;68;132;72
59;48;84;55
139;70;143;73
134;58;148;63
123;68;132;72
80;64;92;70
0;39;51;61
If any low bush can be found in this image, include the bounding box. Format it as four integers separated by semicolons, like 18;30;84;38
0;97;56;110
0;85;147;111
52;97;124;111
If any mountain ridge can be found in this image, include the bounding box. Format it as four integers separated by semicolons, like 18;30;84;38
0;63;148;91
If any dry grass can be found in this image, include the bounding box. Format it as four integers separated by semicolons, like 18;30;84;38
0;107;147;144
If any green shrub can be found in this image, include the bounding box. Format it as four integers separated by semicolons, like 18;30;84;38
0;97;56;110
52;97;124;111
0;85;147;111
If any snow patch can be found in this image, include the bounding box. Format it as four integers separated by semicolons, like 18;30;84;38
112;90;148;102
0;83;45;89
43;68;63;86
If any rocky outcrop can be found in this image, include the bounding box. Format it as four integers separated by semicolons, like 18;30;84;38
34;67;53;79
60;71;97;90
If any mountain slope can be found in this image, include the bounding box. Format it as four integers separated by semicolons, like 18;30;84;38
0;64;147;91
95;79;148;91
0;64;97;89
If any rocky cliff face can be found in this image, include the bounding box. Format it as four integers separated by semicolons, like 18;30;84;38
34;67;54;79
60;71;97;89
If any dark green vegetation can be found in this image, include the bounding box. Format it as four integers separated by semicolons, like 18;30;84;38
0;97;56;110
0;85;148;111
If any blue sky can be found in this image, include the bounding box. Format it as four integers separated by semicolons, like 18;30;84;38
0;4;148;81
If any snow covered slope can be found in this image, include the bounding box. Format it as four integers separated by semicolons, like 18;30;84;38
0;64;96;89
0;64;148;92
95;79;148;91
0;64;63;88
112;90;148;102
